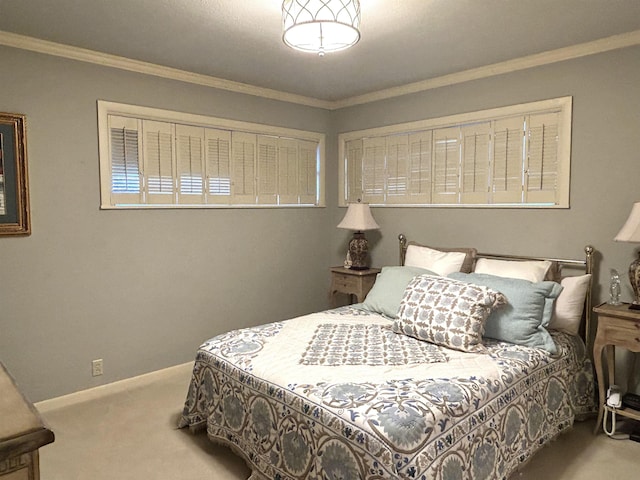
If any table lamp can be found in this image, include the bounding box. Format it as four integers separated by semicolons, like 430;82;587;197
337;200;379;270
614;201;640;309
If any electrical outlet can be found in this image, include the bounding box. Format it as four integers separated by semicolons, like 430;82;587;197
92;359;103;377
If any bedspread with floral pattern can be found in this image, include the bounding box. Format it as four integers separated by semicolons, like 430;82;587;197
179;307;594;480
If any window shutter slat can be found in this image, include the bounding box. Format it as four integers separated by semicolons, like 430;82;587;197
205;128;232;204
407;131;432;204
231;132;256;204
492;116;524;204
176;125;205;204
432;126;460;204
109;115;142;205
526;112;559;204
257;135;278;204
385;135;410;204
362;137;385;204
278;138;299;205
298;140;318;205
460;123;491;204
143;120;175;204
345;139;363;203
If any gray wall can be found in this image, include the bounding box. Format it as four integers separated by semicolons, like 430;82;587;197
0;46;333;402
331;45;640;392
1;43;639;401
332;46;640;279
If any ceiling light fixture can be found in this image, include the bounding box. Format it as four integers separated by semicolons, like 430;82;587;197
282;0;361;57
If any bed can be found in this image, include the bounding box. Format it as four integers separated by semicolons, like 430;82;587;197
179;234;596;480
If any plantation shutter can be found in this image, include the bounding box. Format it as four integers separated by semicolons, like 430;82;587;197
176;125;205;204
408;131;432;204
432;126;460;204
460;122;491;204
345;139;363;203
337;97;570;208
99;101;323;208
525;112;559;204
278;138;299;205
143;120;175;204
109;115;142;205
298;140;318;205
492;117;524;204
386;135;410;204
231;132;256;204
361;137;386;204
257;135;278;204
205;128;231;204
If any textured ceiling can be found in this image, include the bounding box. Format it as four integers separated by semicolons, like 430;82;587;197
0;0;639;102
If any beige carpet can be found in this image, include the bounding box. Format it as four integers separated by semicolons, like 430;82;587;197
35;363;639;480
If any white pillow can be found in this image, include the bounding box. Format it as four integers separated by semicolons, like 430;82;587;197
474;258;552;283
404;245;467;276
548;274;592;335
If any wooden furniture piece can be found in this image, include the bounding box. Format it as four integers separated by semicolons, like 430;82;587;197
329;266;380;306
0;362;54;479
592;302;640;434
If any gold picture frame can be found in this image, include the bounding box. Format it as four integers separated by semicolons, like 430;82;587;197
0;112;30;236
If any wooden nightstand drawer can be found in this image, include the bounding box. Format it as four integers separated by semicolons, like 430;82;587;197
332;273;359;291
604;315;640;332
329;267;380;306
598;311;640;346
606;328;640;348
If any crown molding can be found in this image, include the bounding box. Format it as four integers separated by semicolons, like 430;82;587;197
0;30;333;110
1;29;639;111
331;29;640;109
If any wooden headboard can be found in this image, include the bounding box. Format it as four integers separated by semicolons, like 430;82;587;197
398;233;596;347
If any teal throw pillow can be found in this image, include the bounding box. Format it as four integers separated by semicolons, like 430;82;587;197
360;266;437;318
449;272;563;354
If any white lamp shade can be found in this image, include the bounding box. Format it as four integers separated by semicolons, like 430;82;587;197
337;202;379;231
615;202;640;243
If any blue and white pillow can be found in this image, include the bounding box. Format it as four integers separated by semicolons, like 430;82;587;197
393;275;507;353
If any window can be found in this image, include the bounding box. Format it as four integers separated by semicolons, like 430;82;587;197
339;97;572;208
98;101;325;208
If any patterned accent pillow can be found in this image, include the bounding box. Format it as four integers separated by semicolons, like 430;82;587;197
393;275;507;353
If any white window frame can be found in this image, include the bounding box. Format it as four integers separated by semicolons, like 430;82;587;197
338;97;572;208
98;101;325;209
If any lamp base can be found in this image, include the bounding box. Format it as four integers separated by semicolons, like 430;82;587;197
348;232;369;270
629;251;640;310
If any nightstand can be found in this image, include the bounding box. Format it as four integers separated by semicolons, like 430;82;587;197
329;266;380;307
593;302;640;434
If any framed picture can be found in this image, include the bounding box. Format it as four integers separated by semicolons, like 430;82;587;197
0;112;30;236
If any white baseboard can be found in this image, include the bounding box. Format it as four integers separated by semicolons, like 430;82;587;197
35;361;194;413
